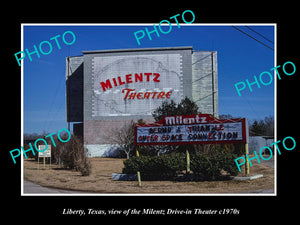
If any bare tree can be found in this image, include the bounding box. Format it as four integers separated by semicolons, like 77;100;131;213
194;144;214;153
106;120;136;159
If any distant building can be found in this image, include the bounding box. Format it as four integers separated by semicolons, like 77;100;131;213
249;136;274;154
66;46;218;156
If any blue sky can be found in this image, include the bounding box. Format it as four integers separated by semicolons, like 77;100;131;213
23;24;275;134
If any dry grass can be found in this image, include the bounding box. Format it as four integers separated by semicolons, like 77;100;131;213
23;156;275;194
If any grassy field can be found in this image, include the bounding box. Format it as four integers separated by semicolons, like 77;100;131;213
23;156;275;194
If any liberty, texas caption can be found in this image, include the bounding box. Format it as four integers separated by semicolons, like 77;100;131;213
62;208;240;216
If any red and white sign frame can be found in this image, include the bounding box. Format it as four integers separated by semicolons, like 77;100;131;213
135;114;249;146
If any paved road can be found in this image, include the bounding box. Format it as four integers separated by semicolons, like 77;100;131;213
23;180;85;194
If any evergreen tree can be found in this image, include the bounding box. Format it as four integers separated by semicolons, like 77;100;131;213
250;119;268;136
151;97;200;153
152;97;200;122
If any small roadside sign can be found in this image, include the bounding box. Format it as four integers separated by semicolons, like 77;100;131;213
38;145;51;157
38;145;51;169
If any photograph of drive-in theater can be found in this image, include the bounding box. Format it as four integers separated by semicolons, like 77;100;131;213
23;25;275;195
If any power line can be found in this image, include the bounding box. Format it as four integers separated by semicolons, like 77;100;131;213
232;26;274;51
245;26;274;44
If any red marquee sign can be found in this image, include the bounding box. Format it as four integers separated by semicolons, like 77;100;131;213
135;114;249;146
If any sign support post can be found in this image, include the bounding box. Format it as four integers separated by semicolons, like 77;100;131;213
136;149;142;187
186;150;190;174
245;143;250;175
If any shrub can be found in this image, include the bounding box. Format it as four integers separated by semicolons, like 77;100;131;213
122;150;238;181
123;153;186;180
57;135;91;176
216;150;239;176
190;153;221;181
190;150;238;180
